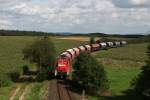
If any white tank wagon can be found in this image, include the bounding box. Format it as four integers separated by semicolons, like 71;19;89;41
61;52;72;59
84;45;91;52
121;41;127;46
66;49;76;59
106;42;114;48
78;46;86;52
100;42;107;50
114;41;121;47
72;48;80;57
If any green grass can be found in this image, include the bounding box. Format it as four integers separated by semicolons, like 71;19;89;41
89;60;142;100
106;65;140;95
24;81;49;100
0;85;14;100
25;83;43;100
90;43;148;100
93;43;148;62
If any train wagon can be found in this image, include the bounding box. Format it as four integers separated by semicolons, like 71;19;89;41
78;46;86;52
114;41;121;47
91;44;100;51
73;48;80;57
84;45;91;52
100;42;107;50
66;49;76;59
121;41;127;46
106;42;114;48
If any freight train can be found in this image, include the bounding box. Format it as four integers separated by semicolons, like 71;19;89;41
53;41;127;78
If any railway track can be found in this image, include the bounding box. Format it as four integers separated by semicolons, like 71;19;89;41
57;79;73;100
47;79;74;100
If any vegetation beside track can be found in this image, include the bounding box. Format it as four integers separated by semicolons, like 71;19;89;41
90;43;148;99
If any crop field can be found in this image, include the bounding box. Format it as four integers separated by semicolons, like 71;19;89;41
0;36;148;100
56;36;101;42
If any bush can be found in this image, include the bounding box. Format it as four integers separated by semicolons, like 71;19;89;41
22;65;29;75
89;36;95;44
133;42;150;99
23;37;56;71
0;73;12;87
9;70;20;82
73;52;108;94
23;37;56;80
36;69;48;82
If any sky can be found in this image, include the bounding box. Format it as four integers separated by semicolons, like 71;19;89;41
0;0;150;34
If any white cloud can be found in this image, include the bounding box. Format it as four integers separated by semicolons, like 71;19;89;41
0;18;13;29
0;19;11;25
0;0;150;34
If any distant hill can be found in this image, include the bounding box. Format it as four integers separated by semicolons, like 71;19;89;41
0;29;149;38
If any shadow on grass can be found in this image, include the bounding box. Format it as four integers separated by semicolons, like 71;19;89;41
23;70;37;76
94;89;144;100
58;80;147;100
8;65;38;83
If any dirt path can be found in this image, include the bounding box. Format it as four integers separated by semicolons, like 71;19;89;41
9;86;21;100
19;85;30;100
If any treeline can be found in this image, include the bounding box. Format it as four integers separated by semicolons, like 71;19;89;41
0;29;149;44
0;29;149;38
0;30;60;36
70;32;149;38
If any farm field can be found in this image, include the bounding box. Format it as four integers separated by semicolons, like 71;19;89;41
0;36;148;100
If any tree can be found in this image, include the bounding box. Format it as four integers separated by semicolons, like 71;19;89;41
73;52;108;94
100;37;109;42
134;42;150;99
23;37;56;80
89;36;95;44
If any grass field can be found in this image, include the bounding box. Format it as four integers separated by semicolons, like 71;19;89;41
93;43;148;62
0;36;86;74
90;43;148;100
0;36;148;100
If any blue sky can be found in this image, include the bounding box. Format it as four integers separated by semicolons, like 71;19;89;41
0;0;150;34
